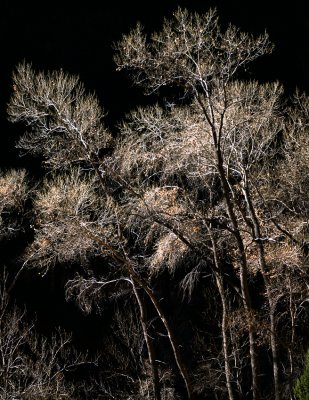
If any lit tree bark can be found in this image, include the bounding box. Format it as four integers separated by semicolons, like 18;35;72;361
195;93;259;400
287;277;297;399
127;262;195;400
209;225;235;400
8;15;309;399
131;280;162;400
78;227;195;400
241;181;280;400
216;155;258;400
115;12;273;396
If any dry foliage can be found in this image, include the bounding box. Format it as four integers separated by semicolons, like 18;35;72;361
25;170;108;271
8;63;111;170
115;8;272;93
0;169;27;239
114;105;215;188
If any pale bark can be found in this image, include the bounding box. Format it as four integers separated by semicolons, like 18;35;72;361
241;183;280;400
129;267;195;400
132;280;161;400
209;227;235;400
197;97;259;399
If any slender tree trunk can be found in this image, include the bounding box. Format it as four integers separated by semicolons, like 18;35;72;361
195;92;259;399
142;284;194;399
288;277;296;400
79;227;194;399
209;228;235;400
129;266;195;400
149;297;194;400
242;184;281;400
132;280;162;400
215;153;259;400
269;305;280;400
215;273;235;400
230;326;245;399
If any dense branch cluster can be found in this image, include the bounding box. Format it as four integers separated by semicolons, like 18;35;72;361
8;63;112;170
0;169;27;240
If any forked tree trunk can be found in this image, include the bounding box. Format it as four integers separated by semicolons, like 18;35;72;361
132;280;161;400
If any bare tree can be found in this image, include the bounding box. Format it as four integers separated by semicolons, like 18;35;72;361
114;7;308;400
8;62;111;174
6;8;309;400
7;64;193;400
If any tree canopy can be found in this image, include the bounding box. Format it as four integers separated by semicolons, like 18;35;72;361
1;8;308;400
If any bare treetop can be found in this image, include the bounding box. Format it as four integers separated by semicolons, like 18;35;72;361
7;63;112;170
115;8;273;95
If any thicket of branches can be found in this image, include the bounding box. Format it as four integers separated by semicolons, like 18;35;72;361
1;7;308;400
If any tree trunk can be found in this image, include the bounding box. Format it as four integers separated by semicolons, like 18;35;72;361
288;277;296;399
196;92;259;399
242;184;281;400
132;280;162;400
215;153;259;400
209;228;235;400
129;267;195;400
79;228;194;399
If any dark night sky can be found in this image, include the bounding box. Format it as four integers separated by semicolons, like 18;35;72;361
0;0;309;166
